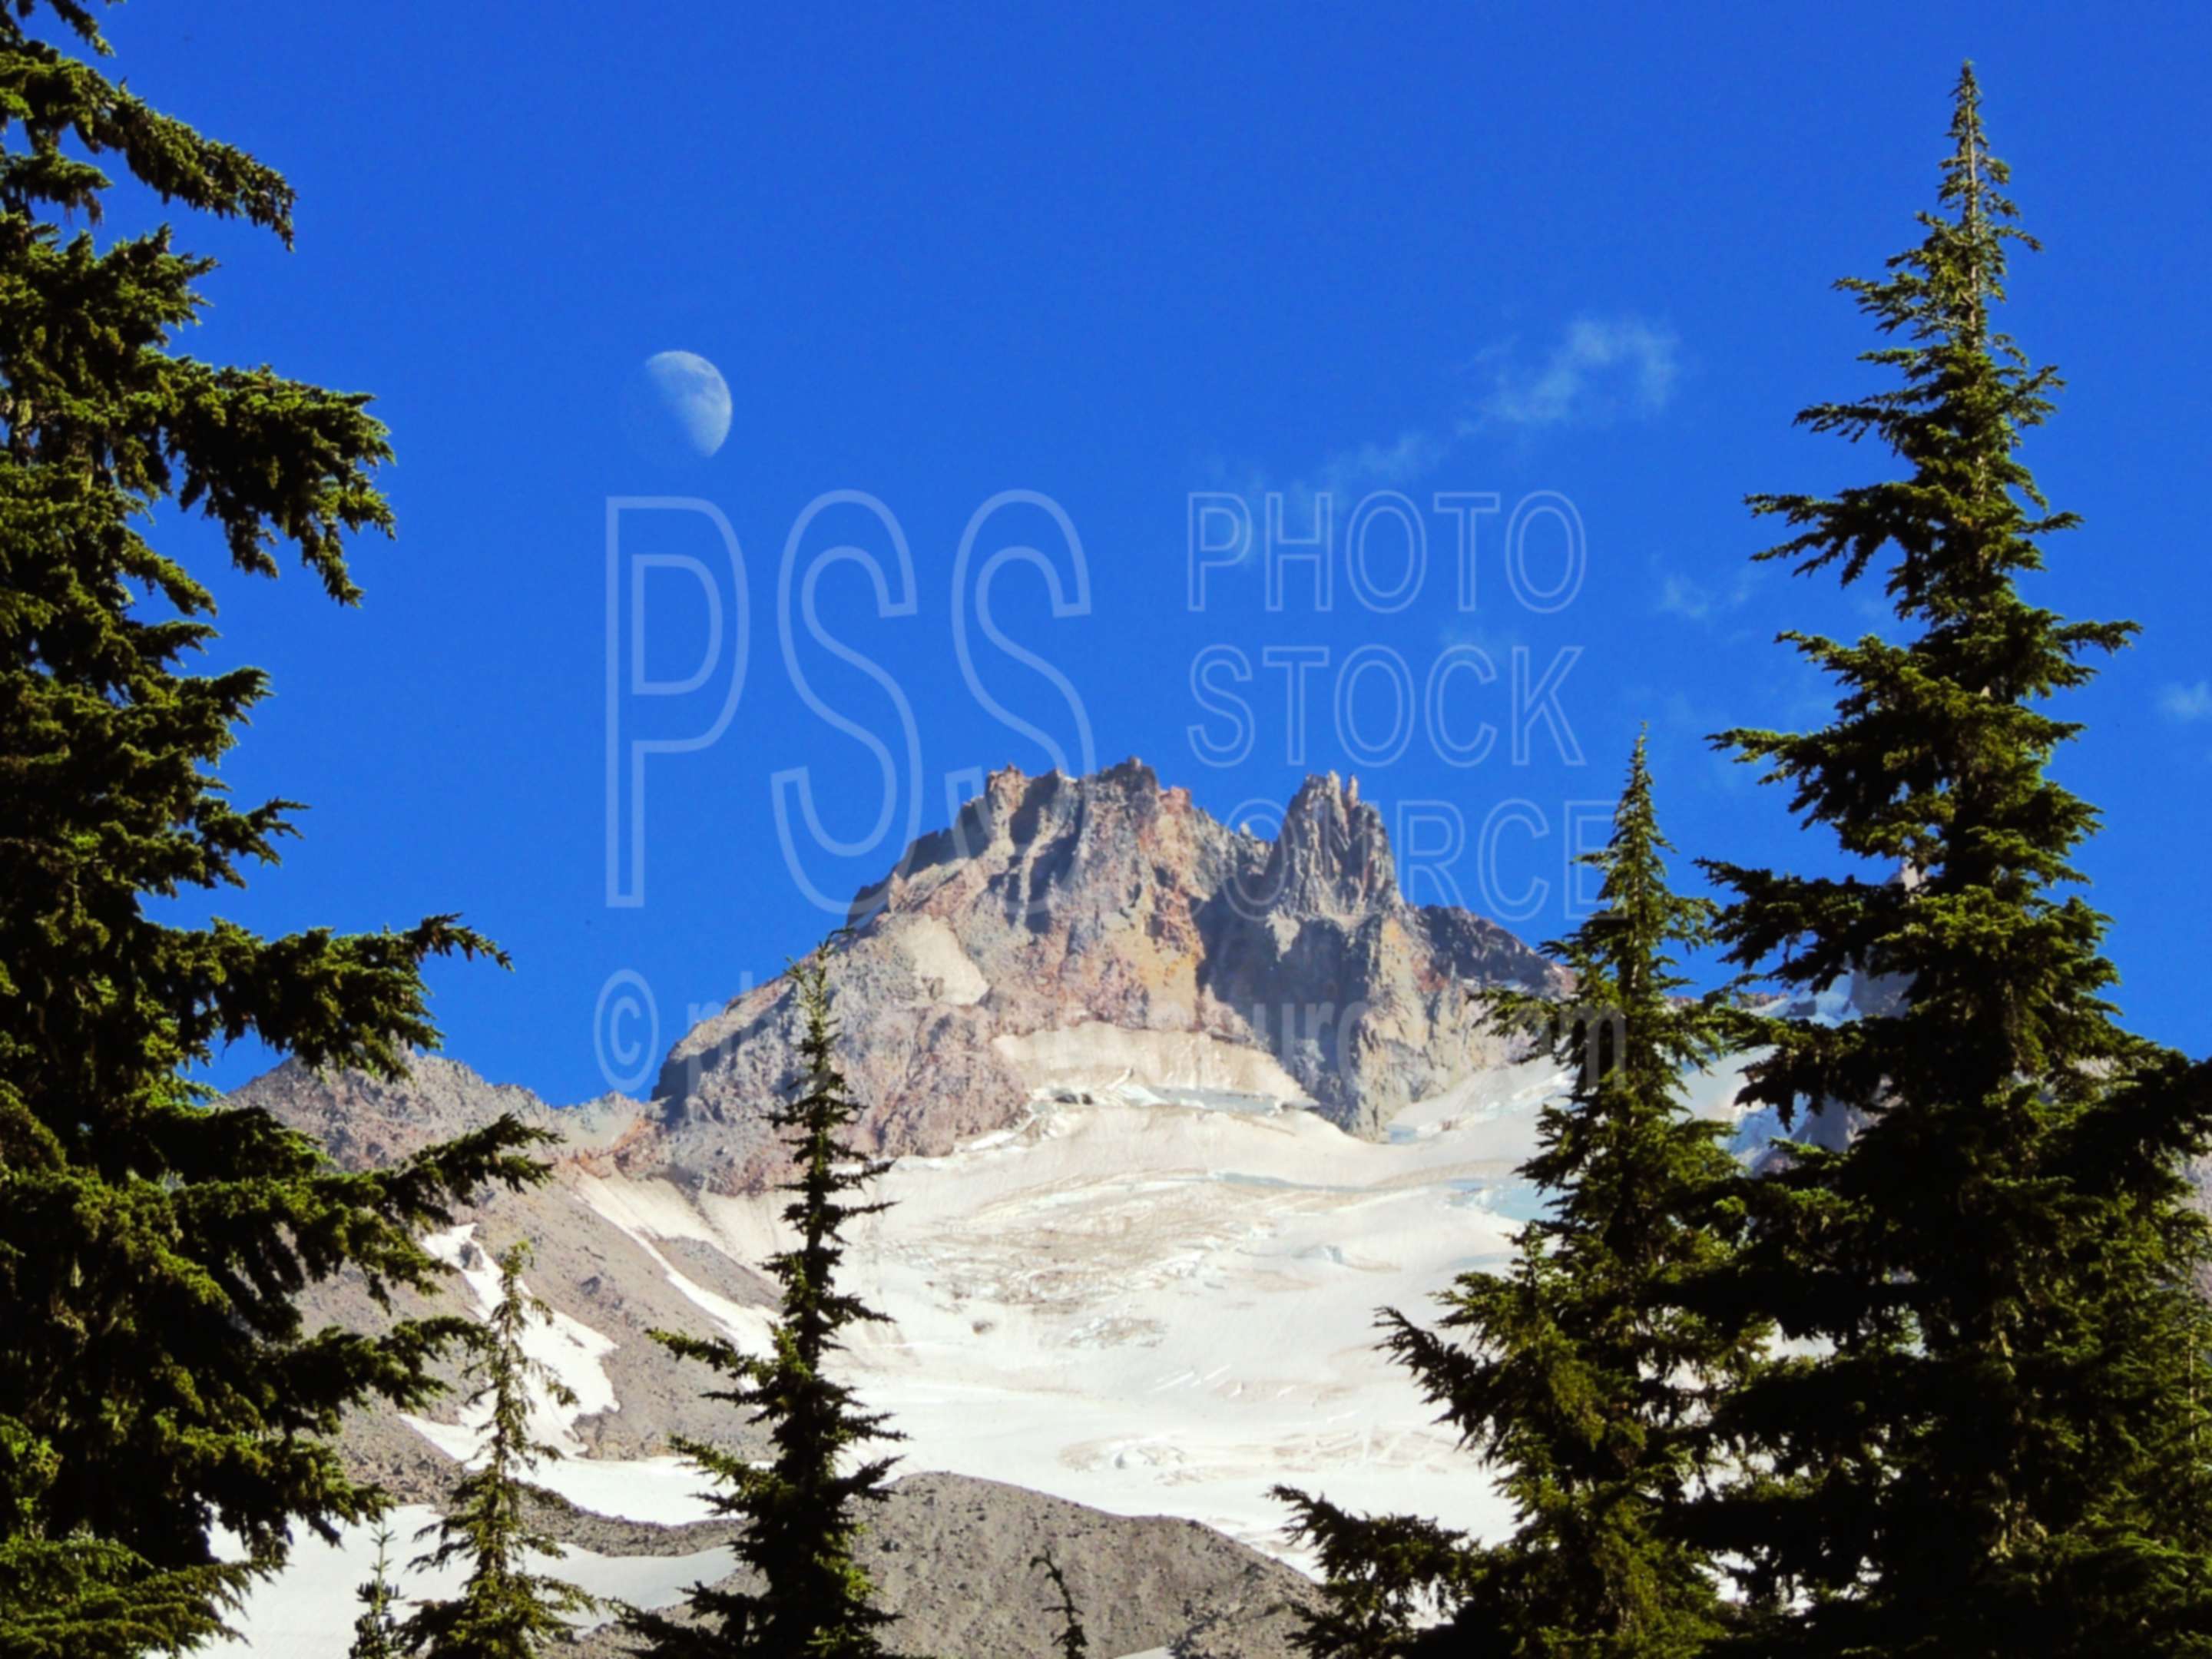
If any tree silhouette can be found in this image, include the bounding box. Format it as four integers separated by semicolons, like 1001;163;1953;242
0;5;547;1651
1697;63;2212;1656
627;942;902;1657
399;1243;600;1659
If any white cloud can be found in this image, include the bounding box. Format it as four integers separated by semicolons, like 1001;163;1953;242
1196;312;1683;569
1199;429;1450;563
1657;573;1714;621
1475;316;1680;429
1654;560;1760;625
2160;680;2212;723
1307;429;1450;501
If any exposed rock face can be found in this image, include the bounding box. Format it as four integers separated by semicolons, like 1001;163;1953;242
561;1472;1313;1659
647;760;1561;1188
224;1067;786;1465
233;1052;561;1165
252;763;1554;1196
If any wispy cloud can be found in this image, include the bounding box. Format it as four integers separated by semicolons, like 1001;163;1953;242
1198;429;1451;558
1657;573;1716;621
2160;680;2212;723
1197;312;1683;566
1306;429;1452;501
1474;316;1680;430
1654;560;1757;625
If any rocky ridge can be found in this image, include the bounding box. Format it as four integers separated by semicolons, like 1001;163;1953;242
642;759;1562;1189
249;761;1560;1195
553;1473;1313;1658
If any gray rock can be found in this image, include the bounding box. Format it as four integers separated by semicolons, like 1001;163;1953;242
645;760;1563;1187
553;1472;1313;1659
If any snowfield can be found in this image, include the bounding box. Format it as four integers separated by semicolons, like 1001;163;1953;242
231;1507;732;1655
533;1053;1604;1555
234;1043;1767;1653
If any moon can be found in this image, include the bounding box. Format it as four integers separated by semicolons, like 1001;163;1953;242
622;350;731;462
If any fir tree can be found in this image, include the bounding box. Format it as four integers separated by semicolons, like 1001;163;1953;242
399;1243;601;1659
1279;737;1760;1657
1031;1547;1090;1659
350;1527;402;1659
626;943;902;1659
0;5;548;1651
0;1528;237;1659
1695;63;2212;1656
1273;1502;1475;1658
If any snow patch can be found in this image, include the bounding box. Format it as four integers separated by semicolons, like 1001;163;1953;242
571;1176;781;1356
894;914;990;1005
405;1225;618;1458
992;1024;1311;1108
229;1505;730;1657
819;1090;1539;1562
1389;1056;1575;1140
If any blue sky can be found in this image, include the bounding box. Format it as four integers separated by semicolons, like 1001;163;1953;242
102;2;2210;1102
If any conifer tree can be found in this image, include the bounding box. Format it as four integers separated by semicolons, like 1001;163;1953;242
350;1527;402;1659
1273;1502;1474;1658
0;1525;237;1659
399;1243;601;1659
1279;737;1760;1657
1031;1548;1090;1659
1696;63;2212;1656
0;5;548;1651
626;944;902;1659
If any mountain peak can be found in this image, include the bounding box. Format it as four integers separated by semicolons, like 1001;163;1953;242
238;758;1561;1198
651;758;1561;1189
1263;770;1394;920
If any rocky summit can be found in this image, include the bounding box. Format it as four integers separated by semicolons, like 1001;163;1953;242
642;759;1564;1190
248;760;1562;1193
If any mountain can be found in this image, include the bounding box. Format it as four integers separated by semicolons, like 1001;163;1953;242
231;759;1592;1654
644;759;1563;1190
246;757;1565;1201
